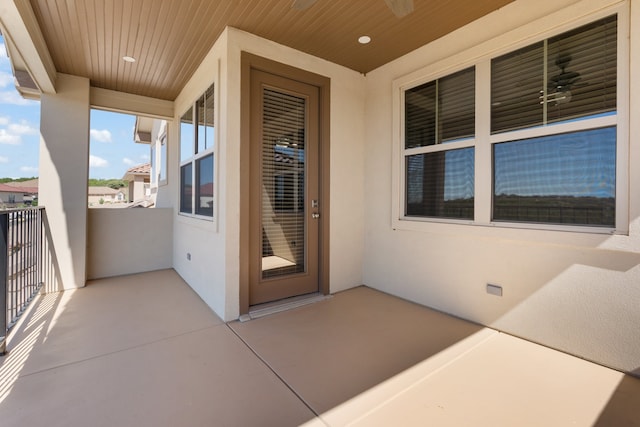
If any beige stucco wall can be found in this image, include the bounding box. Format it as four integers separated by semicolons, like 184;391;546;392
169;27;366;321
170;30;228;320
87;208;173;280
39;73;90;290
0;191;23;204
363;0;640;375
130;176;147;202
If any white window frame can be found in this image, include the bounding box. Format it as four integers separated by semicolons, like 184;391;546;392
150;121;168;189
392;3;629;236
400;66;477;225
178;81;218;222
150;142;157;186
158;122;168;187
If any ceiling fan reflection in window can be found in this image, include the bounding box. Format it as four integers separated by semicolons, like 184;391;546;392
543;53;585;105
291;0;414;18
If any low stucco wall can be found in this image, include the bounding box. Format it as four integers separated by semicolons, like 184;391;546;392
87;208;173;280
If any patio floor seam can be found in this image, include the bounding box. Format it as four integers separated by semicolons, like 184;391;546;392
10;323;224;380
225;322;323;420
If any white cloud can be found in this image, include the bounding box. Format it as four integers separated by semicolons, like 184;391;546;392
0;43;7;60
0;90;35;106
123;157;134;166
140;153;150;161
0;118;37;145
8;121;37;135
0;129;21;145
0;71;13;88
20;166;38;173
0;156;8;163
89;155;108;168
90;129;112;143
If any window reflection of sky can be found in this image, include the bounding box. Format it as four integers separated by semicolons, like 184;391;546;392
180;121;194;162
444;148;475;201
494;127;616;198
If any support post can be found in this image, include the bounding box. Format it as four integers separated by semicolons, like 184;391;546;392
39;73;90;290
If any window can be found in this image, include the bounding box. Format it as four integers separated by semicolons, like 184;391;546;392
493;127;616;226
195;154;213;216
399;12;622;231
491;15;617;227
491;16;616;134
403;67;475;220
180;163;193;213
180;83;215;217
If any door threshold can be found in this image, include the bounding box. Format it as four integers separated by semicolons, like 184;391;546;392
241;293;331;322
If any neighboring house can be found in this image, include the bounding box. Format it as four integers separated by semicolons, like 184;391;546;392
0;180;39;208
0;183;25;208
87;186;122;206
122;163;151;204
135;116;168;207
3;0;640;381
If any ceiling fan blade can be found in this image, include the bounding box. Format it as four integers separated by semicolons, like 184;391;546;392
291;0;318;10
384;0;414;17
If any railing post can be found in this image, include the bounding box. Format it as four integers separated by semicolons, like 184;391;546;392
0;212;8;355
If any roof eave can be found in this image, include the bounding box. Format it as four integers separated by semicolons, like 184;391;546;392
0;0;57;96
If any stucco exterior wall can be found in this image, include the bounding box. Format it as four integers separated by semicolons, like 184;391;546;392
363;0;640;375
87;208;173;280
171;31;228;320
0;191;24;204
39;73;90;290
169;27;366;321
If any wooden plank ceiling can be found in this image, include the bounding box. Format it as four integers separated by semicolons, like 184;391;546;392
30;0;513;101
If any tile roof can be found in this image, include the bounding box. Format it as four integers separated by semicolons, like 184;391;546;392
125;163;151;175
0;183;21;192
0;182;38;194
5;178;38;188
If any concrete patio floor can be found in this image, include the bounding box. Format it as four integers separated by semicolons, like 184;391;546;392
0;269;638;426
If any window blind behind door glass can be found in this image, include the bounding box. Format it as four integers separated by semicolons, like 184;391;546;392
262;88;306;279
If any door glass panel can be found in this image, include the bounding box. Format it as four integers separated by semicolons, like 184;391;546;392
261;88;306;279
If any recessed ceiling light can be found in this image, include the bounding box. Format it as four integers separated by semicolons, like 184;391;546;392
122;56;136;63
358;35;371;45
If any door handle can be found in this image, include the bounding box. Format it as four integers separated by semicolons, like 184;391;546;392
312;213;320;219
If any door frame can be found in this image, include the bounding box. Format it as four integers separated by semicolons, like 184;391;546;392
240;52;331;315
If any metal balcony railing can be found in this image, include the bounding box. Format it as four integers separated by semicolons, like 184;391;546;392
1;207;45;354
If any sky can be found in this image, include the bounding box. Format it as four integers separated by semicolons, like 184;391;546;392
0;36;149;180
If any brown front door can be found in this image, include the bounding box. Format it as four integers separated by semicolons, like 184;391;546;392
248;69;321;305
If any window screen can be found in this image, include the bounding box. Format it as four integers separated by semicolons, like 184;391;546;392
493;127;616;226
406;148;475;220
